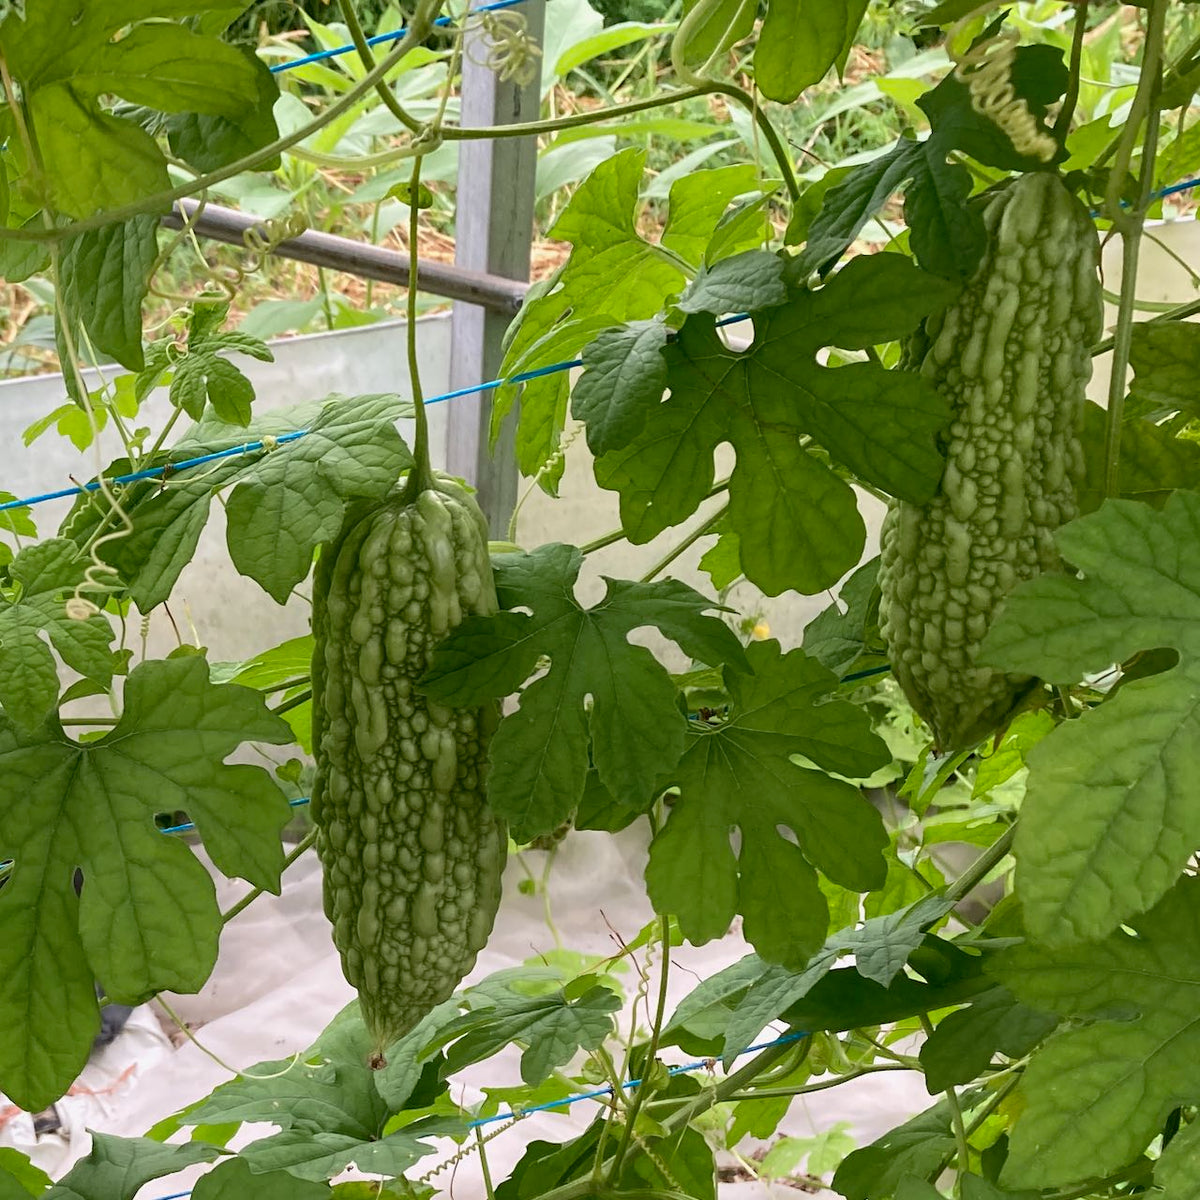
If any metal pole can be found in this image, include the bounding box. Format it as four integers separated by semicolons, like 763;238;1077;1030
445;0;544;537
164;199;528;315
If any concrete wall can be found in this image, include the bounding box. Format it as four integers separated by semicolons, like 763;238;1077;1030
0;314;454;665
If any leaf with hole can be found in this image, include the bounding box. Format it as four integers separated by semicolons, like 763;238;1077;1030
419;542;747;840
646;640;891;972
591;255;954;595
994;875;1200;1188
0;539;117;733
0;656;292;1110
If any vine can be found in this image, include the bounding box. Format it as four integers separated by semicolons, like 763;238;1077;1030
0;3;1198;1200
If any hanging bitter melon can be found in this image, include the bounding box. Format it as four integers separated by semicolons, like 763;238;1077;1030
310;475;505;1063
878;171;1102;751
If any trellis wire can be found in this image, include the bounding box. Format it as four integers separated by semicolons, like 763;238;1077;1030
149;1029;809;1200
267;0;531;74
4;176;1200;518
0;357;587;514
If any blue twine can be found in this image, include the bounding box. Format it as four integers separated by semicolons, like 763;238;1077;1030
268;0;531;75
0;322;750;514
468;1029;808;1127
158;796;311;836
149;1029;808;1200
5;178;1200;518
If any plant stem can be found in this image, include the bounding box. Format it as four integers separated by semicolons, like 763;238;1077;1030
638;504;727;583
1103;0;1166;499
257;675;312;696
944;825;1015;904
1091;295;1200;356
476;1128;498;1200
1053;0;1090;140
221;830;317;926
726;1062;914;1100
579;526;631;555
607;916;673;1183
338;0;424;134
442;82;800;201
402;151;436;499
272;688;313;716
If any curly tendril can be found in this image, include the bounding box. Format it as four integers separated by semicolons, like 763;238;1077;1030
951;29;1059;163
209;210;311;303
466;9;542;87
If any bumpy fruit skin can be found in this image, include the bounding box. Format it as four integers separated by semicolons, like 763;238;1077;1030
310;476;505;1060
878;172;1102;751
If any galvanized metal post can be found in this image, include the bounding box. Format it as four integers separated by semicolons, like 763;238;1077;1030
445;0;545;538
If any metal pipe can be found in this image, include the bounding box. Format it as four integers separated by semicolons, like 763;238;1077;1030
163;199;530;315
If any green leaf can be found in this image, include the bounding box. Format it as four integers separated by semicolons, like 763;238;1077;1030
0;538;116;731
217;635;313;752
593;256;954;595
676;250;787;316
385;181;435;209
572;319;669;457
797;41;1066;279
661;163;765;266
1079;403;1200;514
1127;321;1200;417
191;1158;330;1199
676;0;755;65
331;1184;432;1200
166;46;281;174
994;875;1200;1189
647;640;890;968
0;3;275;217
44;1134;220;1200
832;1100;959;1200
495;149;687;474
0;1150;49;1198
970;711;1054;800
63;394;412;609
419;542;746;840
432;984;622;1086
981;492;1200;943
663;947;983;1059
796;138;983;281
57;216;159;372
756;0;870;103
556;21;666;76
0;656;292;1110
179;1004;461;1183
960;1177;1039;1200
495;1124;605;1199
625;1124;715;1200
801;557;883;677
719;894;953;1060
1156;1117;1200;1200
697;519;741;590
170;353;257;426
918;986;1058;1093
894;1179;942;1200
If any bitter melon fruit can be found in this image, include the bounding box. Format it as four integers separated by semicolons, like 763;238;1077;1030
310;475;505;1062
878;171;1102;751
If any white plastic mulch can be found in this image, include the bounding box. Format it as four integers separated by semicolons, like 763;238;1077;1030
0;828;932;1198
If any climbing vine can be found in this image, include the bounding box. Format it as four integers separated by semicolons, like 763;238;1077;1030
1;2;1200;1199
